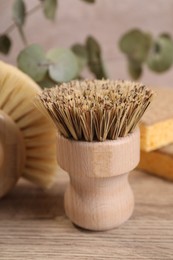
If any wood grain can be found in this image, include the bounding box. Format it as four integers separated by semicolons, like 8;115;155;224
57;130;139;230
57;129;140;178
0;170;172;259
0;110;25;198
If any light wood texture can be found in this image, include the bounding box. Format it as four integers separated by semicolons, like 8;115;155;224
0;110;25;198
0;170;172;260
57;129;140;230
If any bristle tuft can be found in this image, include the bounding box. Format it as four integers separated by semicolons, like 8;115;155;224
39;79;153;142
0;61;58;188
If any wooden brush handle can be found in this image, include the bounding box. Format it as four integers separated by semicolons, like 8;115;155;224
0;110;25;198
57;128;140;231
64;172;134;231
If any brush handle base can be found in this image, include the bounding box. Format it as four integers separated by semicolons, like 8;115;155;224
57;128;140;231
64;173;134;231
0;110;25;198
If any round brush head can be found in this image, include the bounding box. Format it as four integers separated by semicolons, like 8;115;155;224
38;79;154;142
0;61;57;188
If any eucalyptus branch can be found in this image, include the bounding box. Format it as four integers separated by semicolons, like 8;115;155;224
2;3;41;36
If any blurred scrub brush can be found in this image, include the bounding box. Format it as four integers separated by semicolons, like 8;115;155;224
0;61;58;198
38;79;153;142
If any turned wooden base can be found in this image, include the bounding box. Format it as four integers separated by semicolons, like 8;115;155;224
0;110;25;198
57;128;140;231
64;173;134;230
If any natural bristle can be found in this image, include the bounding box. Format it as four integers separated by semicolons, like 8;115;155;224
38;79;153;142
0;61;57;188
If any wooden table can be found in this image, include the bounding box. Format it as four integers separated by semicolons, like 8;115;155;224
0;170;173;260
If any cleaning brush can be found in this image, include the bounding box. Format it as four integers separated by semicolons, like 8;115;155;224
0;61;57;198
38;79;153;231
38;79;153;142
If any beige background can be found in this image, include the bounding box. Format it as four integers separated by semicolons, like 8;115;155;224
1;0;173;86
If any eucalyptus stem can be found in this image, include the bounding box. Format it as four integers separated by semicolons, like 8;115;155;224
2;3;41;43
38;62;53;67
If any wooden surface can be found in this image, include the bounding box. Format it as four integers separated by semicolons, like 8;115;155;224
0;170;172;259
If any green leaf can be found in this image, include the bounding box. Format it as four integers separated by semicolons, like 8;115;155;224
86;36;108;79
43;0;58;20
47;48;79;83
71;44;88;71
39;73;56;89
80;0;95;3
147;36;173;73
13;0;26;26
17;44;48;82
128;59;142;80
159;33;172;40
13;0;27;44
0;35;12;55
119;29;152;62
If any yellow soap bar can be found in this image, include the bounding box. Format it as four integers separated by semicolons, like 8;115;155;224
140;87;173;152
139;145;173;181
